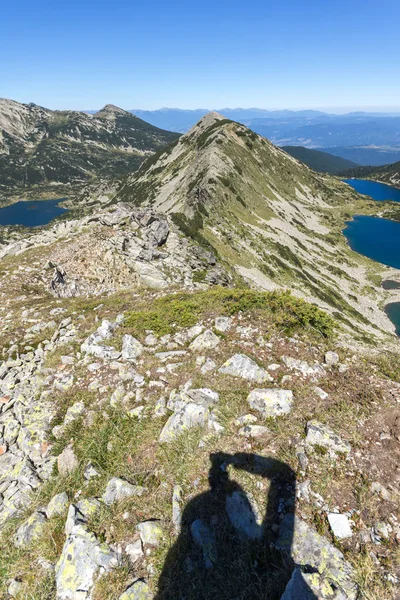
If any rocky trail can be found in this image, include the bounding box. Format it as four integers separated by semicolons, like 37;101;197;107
0;223;399;597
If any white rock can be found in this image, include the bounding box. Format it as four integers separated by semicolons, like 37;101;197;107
247;388;293;418
122;335;143;361
328;513;353;539
219;354;272;382
190;329;220;351
214;316;232;332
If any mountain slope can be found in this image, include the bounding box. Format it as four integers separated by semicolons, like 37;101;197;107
0;99;179;195
341;160;400;188
282;146;358;174
79;112;399;342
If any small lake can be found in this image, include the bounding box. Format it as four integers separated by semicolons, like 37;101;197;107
343;178;400;202
0;199;67;227
343;215;400;270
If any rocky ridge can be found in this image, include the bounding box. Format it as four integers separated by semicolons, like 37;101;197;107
77;112;400;344
0;98;179;197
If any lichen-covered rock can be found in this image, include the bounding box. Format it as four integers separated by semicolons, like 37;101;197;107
214;316;232;332
247;388;293;418
219;354;272;382
305;420;351;456
189;329;220;351
159;402;208;442
122;335;143;361
14;510;47;547
46;492;69;518
324;351;339;366
119;579;151;600
282;356;326;377
136;520;163;547
277;515;357;599
102;477;146;505
55;525;118;599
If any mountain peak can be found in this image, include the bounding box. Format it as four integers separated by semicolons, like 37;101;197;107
96;104;130;118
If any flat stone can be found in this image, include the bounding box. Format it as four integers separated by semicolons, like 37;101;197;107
191;518;217;568
247;388;293;418
189;330;220;351
305;420;351;456
102;477;146;505
159;402;208;443
119;579;151;600
55;525;118;599
282;356;325;377
328;513;353;539
219;354;272;382
239;424;270;438
125;539;143;563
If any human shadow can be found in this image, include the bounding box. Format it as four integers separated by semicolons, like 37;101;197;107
155;452;318;599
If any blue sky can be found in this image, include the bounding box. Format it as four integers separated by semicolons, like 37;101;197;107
1;0;400;111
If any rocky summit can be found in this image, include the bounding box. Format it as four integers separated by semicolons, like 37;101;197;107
0;112;399;600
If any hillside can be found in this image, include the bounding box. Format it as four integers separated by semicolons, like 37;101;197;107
341;161;400;188
0;99;179;197
0;112;400;600
282;146;358;174
75;111;400;344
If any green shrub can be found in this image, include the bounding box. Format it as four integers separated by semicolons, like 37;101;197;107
125;287;335;338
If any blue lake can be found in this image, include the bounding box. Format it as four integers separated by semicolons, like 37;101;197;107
343;215;400;270
343;178;400;202
0;199;67;227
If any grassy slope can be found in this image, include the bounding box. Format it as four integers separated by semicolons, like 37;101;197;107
0;286;399;599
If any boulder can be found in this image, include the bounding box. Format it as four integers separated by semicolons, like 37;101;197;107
247;388;293;418
277;515;357;599
55;525;118;599
14;511;47;547
46;492;69;518
214;316;232;332
325;351;339;366
189;330;220;351
159;402;208;443
219;354;272;383
122;335;143;361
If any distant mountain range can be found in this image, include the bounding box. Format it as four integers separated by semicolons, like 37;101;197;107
0;99;178;195
282;146;358;174
123;109;400;166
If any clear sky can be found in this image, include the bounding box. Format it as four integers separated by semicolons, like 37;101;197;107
1;0;400;111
